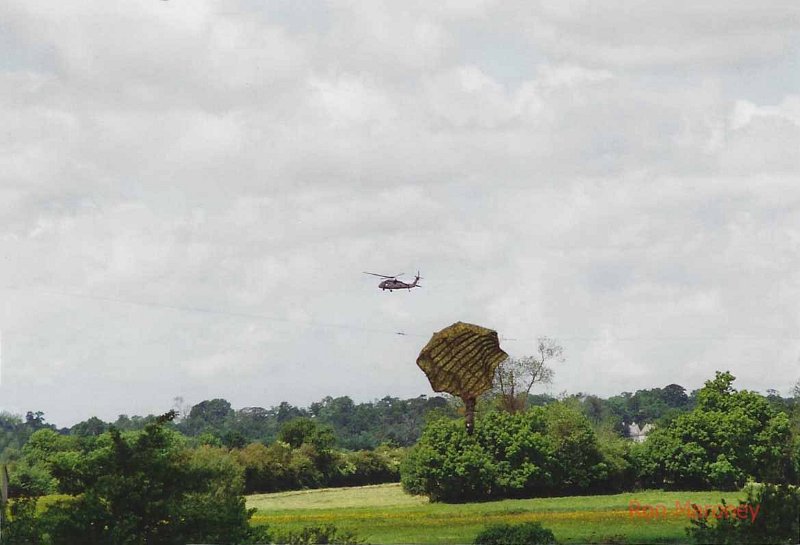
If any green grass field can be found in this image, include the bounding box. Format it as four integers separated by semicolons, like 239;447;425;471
247;483;745;544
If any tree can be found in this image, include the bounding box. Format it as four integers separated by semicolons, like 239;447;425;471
24;412;48;431
186;399;234;430
638;371;798;490
38;411;257;545
582;395;606;424
793;378;800;399
278;418;334;451
661;384;689;408
493;338;562;413
70;417;108;437
686;483;800;545
275;401;307;424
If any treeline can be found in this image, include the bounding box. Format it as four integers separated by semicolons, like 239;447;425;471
516;384;697;433
174;394;454;449
403;372;800;502
52;394;455;450
2;380;798;499
0;385;698;460
0;394;456;499
7;415;406;499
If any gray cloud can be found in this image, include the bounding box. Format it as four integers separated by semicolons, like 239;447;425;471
2;0;799;425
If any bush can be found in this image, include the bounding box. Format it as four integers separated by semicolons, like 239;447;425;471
400;419;496;502
331;449;399;487
1;497;43;545
686;483;800;544
473;522;556;545
401;403;610;502
274;524;364;545
595;426;637;492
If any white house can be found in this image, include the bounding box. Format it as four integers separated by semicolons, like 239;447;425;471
627;422;654;442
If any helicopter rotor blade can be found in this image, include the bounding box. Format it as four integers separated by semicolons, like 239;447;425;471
363;271;402;279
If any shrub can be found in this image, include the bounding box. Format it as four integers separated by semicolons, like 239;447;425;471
473;521;556;545
595;426;637;492
274;524;364;545
1;496;43;544
331;449;399;487
401;403;609;501
686;483;800;544
400;419;496;502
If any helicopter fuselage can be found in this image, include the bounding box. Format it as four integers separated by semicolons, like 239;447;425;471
379;278;419;291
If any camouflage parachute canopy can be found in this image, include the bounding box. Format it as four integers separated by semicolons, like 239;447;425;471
416;321;508;399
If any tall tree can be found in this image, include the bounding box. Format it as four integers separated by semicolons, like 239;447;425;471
661;384;689;407
39;411;256;545
493;338;562;413
639;371;797;490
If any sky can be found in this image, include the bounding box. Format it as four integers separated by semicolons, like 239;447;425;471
2;1;800;426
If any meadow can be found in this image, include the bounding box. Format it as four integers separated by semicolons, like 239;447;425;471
247;483;742;544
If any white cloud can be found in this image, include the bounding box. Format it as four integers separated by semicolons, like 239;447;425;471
1;0;799;424
514;1;800;68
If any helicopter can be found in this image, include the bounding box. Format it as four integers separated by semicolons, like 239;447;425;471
363;271;422;291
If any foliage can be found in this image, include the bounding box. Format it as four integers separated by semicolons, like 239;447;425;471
605;384;690;429
110;414;159;432
310;395;456;449
69;417;108;437
238;442;293;493
492;339;561;413
401;403;615;501
33;412;255;545
0;412;57;464
473;521;556;545
1;496;43;544
593;422;637;492
400;418;496;502
182;398;236;436
6;458;57;497
185;394;455;450
273;524;364;545
279;418;335;451
3;394;456;471
235;439;403;494
330;448;402;488
686;483;800;544
638;372;798;490
178;445;255;544
545;402;608;491
172;395;455;449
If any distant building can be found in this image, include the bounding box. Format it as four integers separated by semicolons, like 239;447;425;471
626;422;654;442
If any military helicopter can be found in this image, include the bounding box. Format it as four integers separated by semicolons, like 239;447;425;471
363;271;422;291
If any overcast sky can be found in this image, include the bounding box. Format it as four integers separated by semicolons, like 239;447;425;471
2;1;800;426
